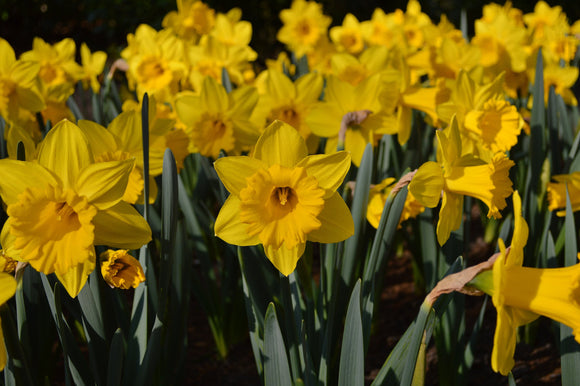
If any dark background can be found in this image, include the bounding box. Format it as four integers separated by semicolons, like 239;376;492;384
1;0;580;64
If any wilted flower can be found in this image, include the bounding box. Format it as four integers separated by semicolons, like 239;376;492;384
100;249;145;289
214;120;354;276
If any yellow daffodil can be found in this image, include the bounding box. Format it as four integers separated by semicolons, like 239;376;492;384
409;116;514;246
175;76;259;158
80;43;107;94
437;70;522;159
330;46;391;86
187;35;257;90
307;74;395;166
366;177;424;229
0;224;18;274
0;120;151;297
361;8;405;49
100;249;145;289
214;120;354;276
162;0;215;42
121;24;188;100
277;0;332;58
524;1;568;42
20;37;83;125
547;172;580;216
0;38;45;129
471;2;529;96
471;191;580;375
330;13;365;55
252;70;323;153
0;272;17;370
210;9;253;48
378;57;450;145
539;64;578;106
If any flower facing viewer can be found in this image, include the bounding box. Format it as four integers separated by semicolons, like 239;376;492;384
214;120;354;275
100;249;145;289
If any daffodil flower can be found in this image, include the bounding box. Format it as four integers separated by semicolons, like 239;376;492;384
100;249;146;289
366;177;424;229
471;191;580;375
547;171;580;216
409;116;514;245
214;120;354;275
0;120;151;297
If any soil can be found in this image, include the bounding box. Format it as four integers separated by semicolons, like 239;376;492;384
187;251;562;385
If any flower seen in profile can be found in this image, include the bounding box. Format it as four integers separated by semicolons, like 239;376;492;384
547;172;580;216
408;116;514;245
214;120;354;276
471;191;580;375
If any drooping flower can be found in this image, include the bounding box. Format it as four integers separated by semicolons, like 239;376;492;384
0;120;151;297
470;191;580;375
175;76;259;158
0;273;17;370
547;172;580;216
100;249;145;289
408;116;514;245
277;0;332;58
366;177;424;229
214;120;354;276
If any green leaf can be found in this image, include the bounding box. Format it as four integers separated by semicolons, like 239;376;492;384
107;329;125;386
338;280;364;386
141;93;150;222
561;183;580;386
159;148;178;321
264;303;293;386
135;317;164;386
342;144;373;288
221;68;233;93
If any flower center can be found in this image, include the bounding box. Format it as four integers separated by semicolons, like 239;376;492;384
192;112;235;158
239;164;325;249
7;185;97;275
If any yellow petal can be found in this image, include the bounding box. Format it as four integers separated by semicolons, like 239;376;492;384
37;120;93;189
307;192;354;243
0;160;60;205
306;103;343;137
437;115;462;167
408;161;444;208
0;320;5;371
491;304;517;375
264;242;306;276
436;192;463;246
0;273;16;305
77;120;119;156
266;70;296;102
296;72;323;103
214;156;266;195
56;251;95;298
174;92;203;126
253;120;308;167
344;128;367;167
397;106;412;145
108;110;142;153
202;76;228;113
93;202;152;249
298;151;351;197
215;195;260;246
75;159;135;209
